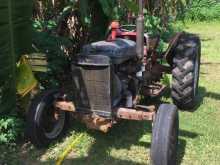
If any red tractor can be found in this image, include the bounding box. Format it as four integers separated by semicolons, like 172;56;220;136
27;1;201;164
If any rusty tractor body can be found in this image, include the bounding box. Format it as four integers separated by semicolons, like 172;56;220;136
27;1;201;165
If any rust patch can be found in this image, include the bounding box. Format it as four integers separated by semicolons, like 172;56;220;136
54;101;76;112
116;108;155;121
81;115;113;133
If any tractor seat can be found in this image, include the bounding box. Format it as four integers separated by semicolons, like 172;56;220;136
82;38;137;64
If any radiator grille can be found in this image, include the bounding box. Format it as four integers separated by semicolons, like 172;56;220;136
72;65;112;116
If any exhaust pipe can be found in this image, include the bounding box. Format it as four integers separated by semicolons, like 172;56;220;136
136;0;144;59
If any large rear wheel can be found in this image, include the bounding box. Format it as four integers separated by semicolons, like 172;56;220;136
172;33;201;110
26;90;69;148
151;104;179;165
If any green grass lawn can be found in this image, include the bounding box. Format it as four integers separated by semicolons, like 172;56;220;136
1;22;220;165
177;21;220;165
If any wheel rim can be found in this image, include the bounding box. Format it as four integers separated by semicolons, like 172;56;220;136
42;106;65;139
193;53;199;96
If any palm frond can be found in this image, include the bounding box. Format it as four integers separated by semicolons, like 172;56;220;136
0;0;33;114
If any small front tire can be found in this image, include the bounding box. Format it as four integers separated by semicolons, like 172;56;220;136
26;90;69;148
151;104;179;165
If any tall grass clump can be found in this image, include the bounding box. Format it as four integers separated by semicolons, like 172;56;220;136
184;0;220;21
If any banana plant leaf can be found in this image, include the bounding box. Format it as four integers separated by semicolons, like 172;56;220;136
0;0;33;114
16;56;38;97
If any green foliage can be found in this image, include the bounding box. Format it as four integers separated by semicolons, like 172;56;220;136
0;116;24;145
144;12;163;35
184;0;220;21
98;0;120;19
33;19;57;32
77;0;134;24
32;20;72;89
161;74;171;87
144;11;181;53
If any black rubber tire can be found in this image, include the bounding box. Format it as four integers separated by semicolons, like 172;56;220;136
26;90;69;148
172;33;201;110
151;104;179;165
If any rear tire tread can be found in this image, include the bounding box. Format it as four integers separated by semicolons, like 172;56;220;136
171;33;201;110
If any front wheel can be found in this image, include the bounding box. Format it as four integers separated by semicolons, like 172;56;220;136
26;90;69;148
151;104;179;165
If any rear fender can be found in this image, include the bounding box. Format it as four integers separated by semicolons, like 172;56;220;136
164;32;184;66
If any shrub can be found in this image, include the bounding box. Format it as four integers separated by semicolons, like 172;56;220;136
32;19;72;89
0;116;24;145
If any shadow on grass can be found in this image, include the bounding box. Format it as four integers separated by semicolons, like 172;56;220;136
53;120;199;165
62;120;152;165
177;138;187;165
206;91;220;100
192;86;220;110
201;37;213;42
201;62;220;65
61;121;199;165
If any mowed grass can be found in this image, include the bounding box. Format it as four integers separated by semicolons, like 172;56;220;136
177;21;220;165
1;22;220;165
